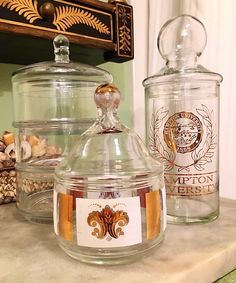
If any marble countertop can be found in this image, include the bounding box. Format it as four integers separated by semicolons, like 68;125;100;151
1;198;236;283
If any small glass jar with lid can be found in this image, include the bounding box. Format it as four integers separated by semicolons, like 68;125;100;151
54;84;166;265
143;15;223;224
12;35;112;223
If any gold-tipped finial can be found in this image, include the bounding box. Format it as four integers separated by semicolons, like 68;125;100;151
95;83;121;109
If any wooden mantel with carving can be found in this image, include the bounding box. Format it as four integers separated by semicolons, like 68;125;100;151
0;0;133;65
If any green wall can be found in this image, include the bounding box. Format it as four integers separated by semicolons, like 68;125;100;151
0;63;20;133
99;61;133;128
0;61;132;134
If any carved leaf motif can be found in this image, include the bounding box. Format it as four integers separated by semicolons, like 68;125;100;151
154;107;169;129
196;104;212;128
119;25;131;52
165;163;175;171
192;104;217;171
149;107;176;171
178;166;190;172
197;157;208;166
194;163;204;171
0;0;42;23
53;6;110;34
118;6;132;52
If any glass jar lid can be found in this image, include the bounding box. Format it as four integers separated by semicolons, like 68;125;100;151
55;84;163;187
143;15;223;87
12;35;113;84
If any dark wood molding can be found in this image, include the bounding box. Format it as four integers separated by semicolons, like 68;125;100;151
0;0;134;65
73;0;115;12
105;1;134;62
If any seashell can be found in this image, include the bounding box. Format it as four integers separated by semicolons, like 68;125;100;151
2;132;14;146
28;135;40;147
2;159;14;168
9;170;16;177
0;141;6;152
32;139;46;157
0;152;9;161
3;196;13;204
5;143;16;160
45;145;62;156
21;141;32;160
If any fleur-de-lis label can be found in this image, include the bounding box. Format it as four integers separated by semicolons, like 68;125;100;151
87;205;129;240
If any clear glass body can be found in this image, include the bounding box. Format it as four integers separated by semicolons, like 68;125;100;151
15;121;91;223
55;172;166;265
54;84;166;264
12;35;112;223
145;81;220;224
143;15;223;224
12;79;103;122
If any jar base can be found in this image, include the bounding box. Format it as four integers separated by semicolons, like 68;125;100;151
57;235;164;265
166;196;219;224
17;189;53;224
167;210;219;225
20;210;53;224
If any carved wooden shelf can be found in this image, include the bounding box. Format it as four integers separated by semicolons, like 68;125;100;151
0;0;133;65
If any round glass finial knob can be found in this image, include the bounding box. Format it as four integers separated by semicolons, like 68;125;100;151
53;35;70;63
158;15;207;69
95;83;121;110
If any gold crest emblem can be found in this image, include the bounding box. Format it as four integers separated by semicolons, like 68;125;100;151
149;104;216;172
163;112;203;154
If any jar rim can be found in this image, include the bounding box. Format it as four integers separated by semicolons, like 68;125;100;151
143;69;223;87
12;61;113;84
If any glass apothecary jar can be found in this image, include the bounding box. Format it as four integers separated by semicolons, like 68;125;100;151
143;15;223;224
54;84;166;265
12;35;112;223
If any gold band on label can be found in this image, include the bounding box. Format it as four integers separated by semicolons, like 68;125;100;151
145;190;160;240
59;193;73;241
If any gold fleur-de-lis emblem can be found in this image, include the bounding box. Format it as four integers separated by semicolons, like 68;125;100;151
87;205;129;240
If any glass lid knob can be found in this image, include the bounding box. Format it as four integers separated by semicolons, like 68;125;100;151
95;83;121;111
158;15;207;69
53;34;70;63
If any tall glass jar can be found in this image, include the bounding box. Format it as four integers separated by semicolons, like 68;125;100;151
12;35;112;223
143;15;223;224
54;84;166;265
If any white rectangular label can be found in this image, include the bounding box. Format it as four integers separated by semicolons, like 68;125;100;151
76;197;142;248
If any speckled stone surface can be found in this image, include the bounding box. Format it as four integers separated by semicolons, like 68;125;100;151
217;270;236;283
1;198;236;283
